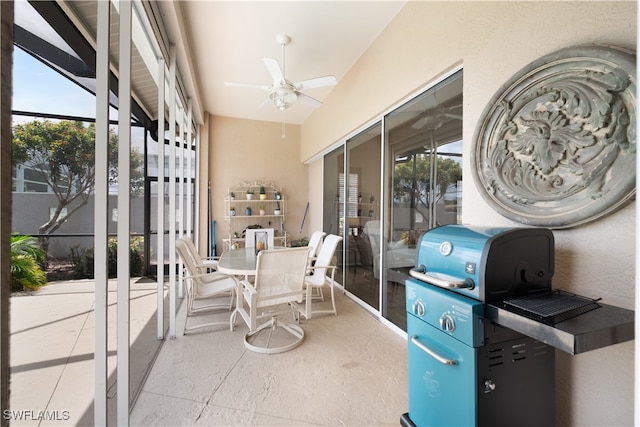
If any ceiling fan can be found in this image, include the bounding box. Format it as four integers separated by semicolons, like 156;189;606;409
224;34;337;112
411;105;463;130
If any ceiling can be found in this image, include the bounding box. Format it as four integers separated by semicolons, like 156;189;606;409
166;1;407;125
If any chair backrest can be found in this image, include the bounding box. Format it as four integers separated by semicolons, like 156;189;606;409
253;247;309;307
180;237;205;264
176;238;201;282
245;228;275;249
307;231;326;258
307;234;343;286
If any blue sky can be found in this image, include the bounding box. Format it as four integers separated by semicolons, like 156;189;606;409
12;48;97;123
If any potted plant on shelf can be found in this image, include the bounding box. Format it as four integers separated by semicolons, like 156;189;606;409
245;206;252;216
274;201;282;215
275;191;282;200
259;186;267;200
246;189;254;200
229;206;235;216
229;191;235;200
259;205;266;216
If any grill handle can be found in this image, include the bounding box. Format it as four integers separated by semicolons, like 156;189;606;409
410;267;475;290
410;336;458;365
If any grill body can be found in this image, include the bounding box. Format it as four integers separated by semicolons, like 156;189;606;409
403;225;556;427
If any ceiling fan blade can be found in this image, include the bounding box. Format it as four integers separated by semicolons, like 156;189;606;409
258;97;272;109
411;117;428;130
445;113;463;120
294;75;337;90
224;81;269;90
297;92;322;108
262;57;284;83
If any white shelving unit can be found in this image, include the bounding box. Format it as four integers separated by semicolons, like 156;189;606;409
223;181;287;251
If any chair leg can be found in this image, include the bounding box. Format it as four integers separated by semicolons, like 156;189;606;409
328;281;337;315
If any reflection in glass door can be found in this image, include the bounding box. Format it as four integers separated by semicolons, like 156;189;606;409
344;124;382;309
383;70;463;330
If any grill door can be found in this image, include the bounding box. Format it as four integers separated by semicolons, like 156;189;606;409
407;315;477;426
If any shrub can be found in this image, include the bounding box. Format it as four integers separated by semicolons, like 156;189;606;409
10;234;47;291
290;237;309;247
70;236;145;279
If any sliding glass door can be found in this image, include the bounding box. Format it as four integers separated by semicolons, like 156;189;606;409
383;70;463;329
343;124;382;309
323;70;463;331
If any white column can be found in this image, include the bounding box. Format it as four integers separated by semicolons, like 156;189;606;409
186;100;193;239
168;45;177;338
177;104;184;299
94;1;110;424
117;1;132;425
156;58;165;339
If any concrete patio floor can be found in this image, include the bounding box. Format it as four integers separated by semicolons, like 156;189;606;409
9;278;166;426
130;290;408;426
9;278;408;426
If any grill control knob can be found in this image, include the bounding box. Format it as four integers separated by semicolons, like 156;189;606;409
484;379;496;393
412;300;426;317
440;313;456;332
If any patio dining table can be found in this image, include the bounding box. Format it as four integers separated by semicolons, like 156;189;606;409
217;247;266;277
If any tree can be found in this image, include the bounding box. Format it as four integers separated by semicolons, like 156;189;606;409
393;153;462;226
12;120;144;253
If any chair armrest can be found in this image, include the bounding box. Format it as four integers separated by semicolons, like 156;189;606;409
238;279;257;295
184;272;236;283
307;264;337;272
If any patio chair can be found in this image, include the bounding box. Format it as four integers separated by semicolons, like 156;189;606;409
307;230;326;260
293;234;343;320
231;247;309;354
176;237;237;335
181;236;219;270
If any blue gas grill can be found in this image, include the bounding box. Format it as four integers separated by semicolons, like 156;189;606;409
401;225;556;427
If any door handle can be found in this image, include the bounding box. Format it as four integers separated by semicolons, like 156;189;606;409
410;335;458;366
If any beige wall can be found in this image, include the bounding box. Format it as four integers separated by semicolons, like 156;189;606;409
300;1;636;425
207;115;310;250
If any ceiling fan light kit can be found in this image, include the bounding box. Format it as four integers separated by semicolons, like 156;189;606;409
269;84;297;111
225;34;337;112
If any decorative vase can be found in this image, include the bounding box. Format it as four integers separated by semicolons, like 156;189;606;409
245;207;252;216
254;230;268;254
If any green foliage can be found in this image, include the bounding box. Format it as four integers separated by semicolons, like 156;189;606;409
12;120;145;240
394;155;462;204
10;234;47;292
290;237;309;247
70;237;145;279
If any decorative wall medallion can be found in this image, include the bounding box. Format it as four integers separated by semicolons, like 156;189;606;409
472;45;636;228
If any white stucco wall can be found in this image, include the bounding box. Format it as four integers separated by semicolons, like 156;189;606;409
301;1;636;425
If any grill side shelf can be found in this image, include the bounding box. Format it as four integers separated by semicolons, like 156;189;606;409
486;302;634;354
